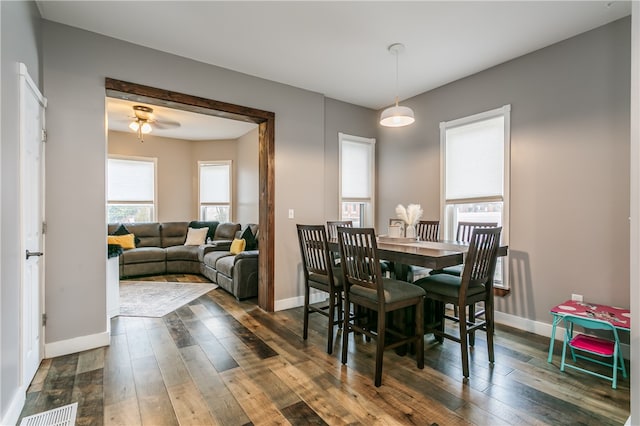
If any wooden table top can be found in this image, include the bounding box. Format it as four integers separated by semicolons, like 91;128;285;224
328;238;508;270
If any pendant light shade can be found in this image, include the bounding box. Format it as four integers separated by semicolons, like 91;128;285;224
380;104;415;127
380;43;415;128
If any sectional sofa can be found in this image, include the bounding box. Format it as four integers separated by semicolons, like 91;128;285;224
108;221;259;300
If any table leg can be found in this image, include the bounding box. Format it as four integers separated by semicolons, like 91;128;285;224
547;314;563;363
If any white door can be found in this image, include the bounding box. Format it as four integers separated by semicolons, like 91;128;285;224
20;63;46;387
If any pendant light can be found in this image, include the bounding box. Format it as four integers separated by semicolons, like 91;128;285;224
380;43;415;128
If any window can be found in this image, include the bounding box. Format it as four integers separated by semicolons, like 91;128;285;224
107;156;157;223
199;161;232;222
339;133;375;227
440;105;510;288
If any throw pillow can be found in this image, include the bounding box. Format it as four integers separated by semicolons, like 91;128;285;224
111;224;140;245
239;225;257;250
230;238;246;254
107;234;136;250
184;227;209;246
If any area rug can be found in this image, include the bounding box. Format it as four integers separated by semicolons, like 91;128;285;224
119;281;218;317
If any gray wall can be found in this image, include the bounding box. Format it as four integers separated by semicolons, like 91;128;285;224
377;18;631;322
235;127;259;225
42;20;337;343
0;1;42;422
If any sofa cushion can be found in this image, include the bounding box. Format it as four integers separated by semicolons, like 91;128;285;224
107;234;136;249
121;247;166;264
110;224;141;245
202;251;234;268
214;222;241;240
184;227;208;246
161;222;189;247
230;238;246;254
239;224;258;250
188;221;219;242
166;245;200;262
215;255;235;277
124;223;161;247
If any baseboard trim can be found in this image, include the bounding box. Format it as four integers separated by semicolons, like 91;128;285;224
45;331;110;358
494;310;630;360
2;386;26;426
275;291;327;312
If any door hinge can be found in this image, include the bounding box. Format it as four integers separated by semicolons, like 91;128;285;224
41;129;47;142
42;221;47;235
42;313;47;327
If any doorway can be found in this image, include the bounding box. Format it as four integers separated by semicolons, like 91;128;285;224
105;78;275;311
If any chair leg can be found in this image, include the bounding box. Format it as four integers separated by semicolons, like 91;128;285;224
337;292;343;329
435;301;445;343
468;303;475;346
327;292;335;354
416;300;424;370
459;307;470;380
612;344;618;389
303;286;310;340
374;309;386;387
486;301;495;364
342;296;350;365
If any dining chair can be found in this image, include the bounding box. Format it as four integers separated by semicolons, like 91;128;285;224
434;221;499;276
326;220;352;266
297;224;344;354
560;314;627;389
337;226;425;387
414;226;502;381
407;220;440;282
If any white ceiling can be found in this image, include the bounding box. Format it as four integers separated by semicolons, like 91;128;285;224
38;1;631;139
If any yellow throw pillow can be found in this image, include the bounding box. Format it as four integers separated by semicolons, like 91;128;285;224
184;227;208;246
230;238;246;255
108;234;136;250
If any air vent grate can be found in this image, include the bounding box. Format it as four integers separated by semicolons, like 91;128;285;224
20;402;77;426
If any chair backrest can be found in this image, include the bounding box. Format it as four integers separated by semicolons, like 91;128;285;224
326;220;352;240
460;227;502;298
456;221;498;243
416;220;440;241
297;224;336;288
336;227;385;302
562;314;620;356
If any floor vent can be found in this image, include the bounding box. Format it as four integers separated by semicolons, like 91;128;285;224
20;402;77;426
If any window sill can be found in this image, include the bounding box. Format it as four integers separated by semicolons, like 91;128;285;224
494;287;510;297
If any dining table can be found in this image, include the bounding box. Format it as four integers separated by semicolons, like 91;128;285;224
327;236;508;281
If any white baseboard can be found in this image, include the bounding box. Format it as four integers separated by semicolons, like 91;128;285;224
45;331;110;358
275;290;327;312
2;386;26;426
494;310;630;360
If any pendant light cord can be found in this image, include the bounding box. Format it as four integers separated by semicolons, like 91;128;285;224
394;49;399;108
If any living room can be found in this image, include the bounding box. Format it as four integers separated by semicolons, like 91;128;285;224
2;1;639;424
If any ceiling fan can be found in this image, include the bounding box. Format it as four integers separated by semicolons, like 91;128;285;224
127;105;181;142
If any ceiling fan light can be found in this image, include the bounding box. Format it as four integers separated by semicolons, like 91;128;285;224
380;105;415;127
140;122;152;134
129;121;140;132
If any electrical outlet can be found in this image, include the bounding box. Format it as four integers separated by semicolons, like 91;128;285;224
571;293;583;302
288;209;294;219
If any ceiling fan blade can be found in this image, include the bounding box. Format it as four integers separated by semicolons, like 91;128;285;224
152;119;181;129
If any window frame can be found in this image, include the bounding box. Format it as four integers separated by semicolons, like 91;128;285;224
198;160;233;222
107;155;158;223
338;133;376;227
439;105;511;288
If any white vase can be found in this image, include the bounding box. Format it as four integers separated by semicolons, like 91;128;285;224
405;224;416;238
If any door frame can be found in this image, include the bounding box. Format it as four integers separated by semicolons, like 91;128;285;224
105;78;275;311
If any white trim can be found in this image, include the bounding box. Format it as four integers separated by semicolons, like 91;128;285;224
44;331;110;358
494;311;630;360
1;388;26;426
274;291;328;312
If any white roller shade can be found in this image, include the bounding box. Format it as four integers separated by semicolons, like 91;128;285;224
200;163;230;203
341;140;372;198
108;158;154;201
445;116;504;201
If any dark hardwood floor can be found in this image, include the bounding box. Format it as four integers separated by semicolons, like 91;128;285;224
19;277;630;425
